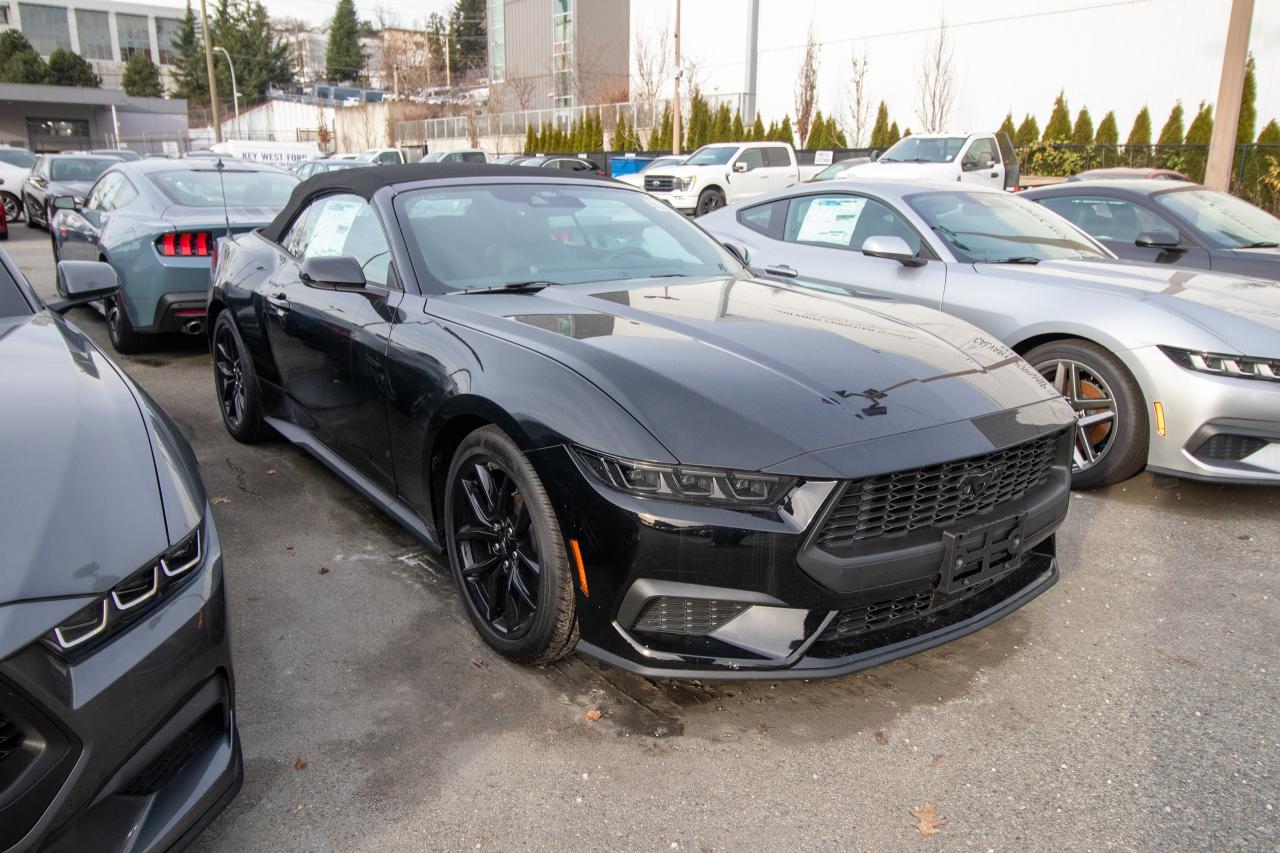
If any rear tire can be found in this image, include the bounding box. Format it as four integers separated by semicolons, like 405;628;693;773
695;188;726;217
105;293;149;354
444;426;578;665
1025;339;1148;489
0;192;19;224
212;311;269;443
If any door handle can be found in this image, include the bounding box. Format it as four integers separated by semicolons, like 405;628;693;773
764;264;798;278
990;171;999;178
266;291;290;316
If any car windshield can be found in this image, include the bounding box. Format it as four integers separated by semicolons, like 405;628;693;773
50;158;116;182
151;169;299;207
0;148;36;168
1155;189;1280;248
395;183;740;292
682;146;737;166
879;137;966;163
811;163;855;181
906;190;1110;262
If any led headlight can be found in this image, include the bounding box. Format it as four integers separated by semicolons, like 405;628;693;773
674;176;696;192
1159;346;1280;382
572;447;796;509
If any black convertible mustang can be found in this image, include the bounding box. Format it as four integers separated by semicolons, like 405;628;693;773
208;164;1077;678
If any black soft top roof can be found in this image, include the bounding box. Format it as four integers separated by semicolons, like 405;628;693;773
260;162;616;243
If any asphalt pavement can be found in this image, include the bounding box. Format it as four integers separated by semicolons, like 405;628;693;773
6;224;1277;851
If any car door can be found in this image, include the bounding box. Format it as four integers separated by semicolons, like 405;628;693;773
747;192;947;308
25;156;49;212
959;136;1003;189
261;192;402;490
760;147;798;193
60;172;133;261
1035;193;1212;268
729;146;769;200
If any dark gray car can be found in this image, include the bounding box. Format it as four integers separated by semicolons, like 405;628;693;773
1022;180;1280;281
0;249;240;851
21;155;118;230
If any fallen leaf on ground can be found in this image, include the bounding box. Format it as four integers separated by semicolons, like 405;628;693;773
293;756;308;770
931;754;944;767
318;566;330;575
584;709;603;722
211;495;231;505
266;468;278;475
874;730;888;745
909;803;947;837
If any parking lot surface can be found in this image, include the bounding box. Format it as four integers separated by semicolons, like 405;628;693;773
8;225;1277;851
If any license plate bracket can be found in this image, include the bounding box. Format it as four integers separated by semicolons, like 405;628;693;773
938;513;1027;595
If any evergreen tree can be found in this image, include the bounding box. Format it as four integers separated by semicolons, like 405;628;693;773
172;3;207;103
326;0;363;82
1042;90;1072;142
1257;118;1280;145
1126;106;1152;148
1014;114;1039;146
48;49;101;87
998;112;1016;140
524;123;537;154
1095;111;1119;146
0;30;52;84
450;0;487;73
685;90;712;149
869;101;890;148
806;109;827;148
1157;102;1185;145
887;121;901;146
236;1;292;100
1237;54;1256;146
122;54;163;96
751;114;765;142
779;115;794;145
731;110;745;141
425;13;448;82
650;104;672;150
1185;102;1213;144
830;116;847;148
712;103;732;143
1071;107;1094;145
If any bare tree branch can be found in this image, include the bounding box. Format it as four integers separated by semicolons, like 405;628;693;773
915;18;956;133
633;27;671;128
794;23;820;147
847;46;871;148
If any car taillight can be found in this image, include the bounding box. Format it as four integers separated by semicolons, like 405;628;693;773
157;230;214;257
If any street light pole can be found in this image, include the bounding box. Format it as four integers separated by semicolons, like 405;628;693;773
672;0;682;155
199;0;221;143
1204;0;1254;190
213;46;240;140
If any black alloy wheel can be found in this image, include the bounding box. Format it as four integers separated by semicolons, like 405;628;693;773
212;312;267;442
695;188;726;216
445;426;578;664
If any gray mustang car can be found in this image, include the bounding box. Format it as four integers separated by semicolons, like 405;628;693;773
700;179;1280;488
0;249;240;850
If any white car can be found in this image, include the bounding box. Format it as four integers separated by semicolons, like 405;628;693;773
641;141;802;216
0;146;37;223
845;131;1020;191
617;156;685;188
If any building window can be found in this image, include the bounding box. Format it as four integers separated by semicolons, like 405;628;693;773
156;16;182;65
75;9;112;60
17;3;71;54
116;13;151;61
487;0;503;83
551;0;572;107
0;5;10;26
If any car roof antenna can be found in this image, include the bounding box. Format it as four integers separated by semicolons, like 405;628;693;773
215;156;233;242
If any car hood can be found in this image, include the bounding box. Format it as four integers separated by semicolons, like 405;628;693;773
0;314;169;604
435;276;1066;472
845;161;958;180
974;258;1280;355
648;165;723;179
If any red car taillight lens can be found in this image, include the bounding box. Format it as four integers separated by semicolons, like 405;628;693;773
156;231;214;257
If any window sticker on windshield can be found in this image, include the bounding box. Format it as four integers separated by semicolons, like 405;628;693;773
797;197;866;246
307;198;363;256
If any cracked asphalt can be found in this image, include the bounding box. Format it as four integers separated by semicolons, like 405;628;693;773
7;225;1278;851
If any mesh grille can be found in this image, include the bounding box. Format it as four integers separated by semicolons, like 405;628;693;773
820;573;1005;643
0;713;21;763
1195;434;1267;462
644;175;675;191
632;597;749;636
815;432;1061;548
120;708;224;796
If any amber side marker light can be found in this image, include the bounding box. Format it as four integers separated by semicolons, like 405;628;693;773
569;539;588;596
1154;401;1167;437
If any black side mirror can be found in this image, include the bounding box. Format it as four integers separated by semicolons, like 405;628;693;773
721;240;750;266
49;260;118;313
300;255;367;291
52;195;79;212
1135;230;1182;250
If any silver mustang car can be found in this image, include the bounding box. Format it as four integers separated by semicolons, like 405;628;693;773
700;180;1280;488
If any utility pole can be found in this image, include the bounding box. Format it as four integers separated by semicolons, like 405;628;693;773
199;0;222;143
445;30;451;89
1204;0;1254;191
672;0;682;155
742;0;759;123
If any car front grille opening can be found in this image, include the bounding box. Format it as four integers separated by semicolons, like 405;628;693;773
644;176;674;192
632;597;749;636
120;707;225;797
815;432;1061;549
0;712;23;764
1194;434;1268;462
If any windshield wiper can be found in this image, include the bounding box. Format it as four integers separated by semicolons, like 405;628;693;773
1238;241;1279;249
451;280;556;295
982;257;1042;265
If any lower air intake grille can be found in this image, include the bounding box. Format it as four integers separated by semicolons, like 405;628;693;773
816;432;1061;548
0;713;22;764
820;573;1006;643
121;707;224;796
632;597;749;636
1194;434;1267;462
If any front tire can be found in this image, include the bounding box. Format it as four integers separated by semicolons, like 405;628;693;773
444;426;578;665
695;188;726;216
1;192;20;224
1026;339;1148;489
212;311;268;442
25;196;40;229
105;292;149;354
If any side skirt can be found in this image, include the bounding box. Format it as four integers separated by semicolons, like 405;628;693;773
264;416;439;548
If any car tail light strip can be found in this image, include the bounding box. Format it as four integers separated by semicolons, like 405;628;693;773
157;231;214;257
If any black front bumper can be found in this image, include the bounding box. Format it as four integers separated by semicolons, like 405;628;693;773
0;509;240;852
531;426;1072;680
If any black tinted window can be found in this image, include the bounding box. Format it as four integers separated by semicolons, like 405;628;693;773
50;158;116;182
1039;195;1176;242
293;193;394;289
764;147;790;167
738;199;787;239
737;148;765;169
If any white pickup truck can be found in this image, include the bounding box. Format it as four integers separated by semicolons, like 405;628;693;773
642;141;808;216
843;131;1021;190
